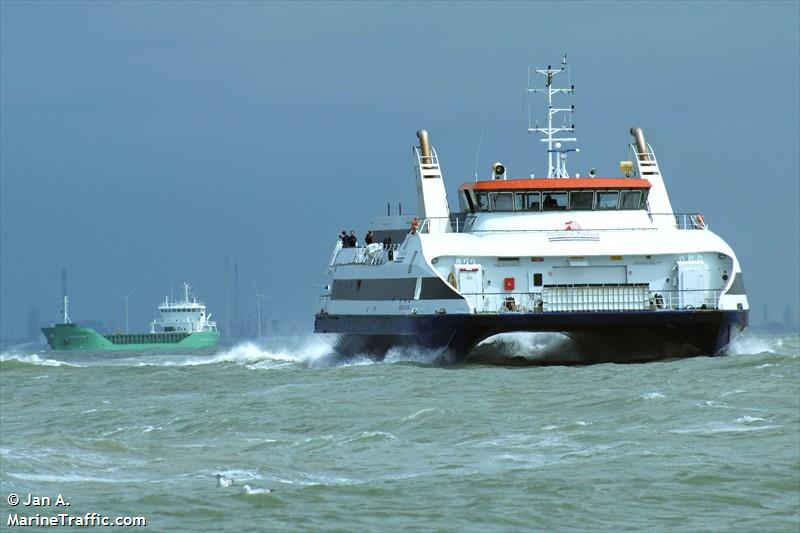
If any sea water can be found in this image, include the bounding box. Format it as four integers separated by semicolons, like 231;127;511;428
1;331;798;532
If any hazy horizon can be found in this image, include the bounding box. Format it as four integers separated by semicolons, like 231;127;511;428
2;1;799;342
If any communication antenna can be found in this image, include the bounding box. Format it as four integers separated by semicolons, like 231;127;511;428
527;54;579;178
473;128;485;182
60;268;71;324
115;289;135;333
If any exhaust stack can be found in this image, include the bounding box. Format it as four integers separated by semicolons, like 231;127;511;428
630;127;650;161
412;129;450;232
417;129;432;164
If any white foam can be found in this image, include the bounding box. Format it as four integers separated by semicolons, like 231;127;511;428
403;408;445;421
7;472;139;483
341;431;397;444
727;331;789;356
477;331;574;356
0;353;80;367
383;346;447;365
130;336;338;369
639;392;666;400
736;415;766;423
202;468;262;482
669;422;781;435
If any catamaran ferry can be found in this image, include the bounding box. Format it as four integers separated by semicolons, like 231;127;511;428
315;57;748;360
42;282;219;351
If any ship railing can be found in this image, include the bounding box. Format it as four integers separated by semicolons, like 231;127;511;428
413;146;441;171
417;213;708;234
649;213;709;230
331;242;402;267
628;144;660;176
460;286;722;314
316;295;330;314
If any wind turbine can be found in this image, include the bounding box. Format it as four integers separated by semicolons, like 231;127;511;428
115;289;135;333
253;282;268;338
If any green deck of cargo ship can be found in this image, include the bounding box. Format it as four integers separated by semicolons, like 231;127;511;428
42;323;219;351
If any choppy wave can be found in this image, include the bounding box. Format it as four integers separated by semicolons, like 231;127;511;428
727;330;795;356
0;352;82;367
6;472;142;483
2;331;797;369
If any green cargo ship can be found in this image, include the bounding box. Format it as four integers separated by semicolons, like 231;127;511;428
42;283;219;351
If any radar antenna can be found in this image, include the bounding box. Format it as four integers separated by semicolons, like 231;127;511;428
527;54;579;178
60;268;71;324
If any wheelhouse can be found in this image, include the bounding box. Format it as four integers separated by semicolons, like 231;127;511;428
459;178;651;213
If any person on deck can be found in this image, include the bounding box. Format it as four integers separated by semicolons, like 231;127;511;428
364;230;374;245
347;231;358;248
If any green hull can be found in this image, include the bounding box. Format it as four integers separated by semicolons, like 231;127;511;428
41;323;219;351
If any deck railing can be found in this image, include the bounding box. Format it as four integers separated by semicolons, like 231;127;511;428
317;287;722;314
331;243;402;267
461;286;722;314
416;213;708;234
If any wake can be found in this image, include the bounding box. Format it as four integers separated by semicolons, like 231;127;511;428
0;335;447;370
466;330;798;365
2;330;794;369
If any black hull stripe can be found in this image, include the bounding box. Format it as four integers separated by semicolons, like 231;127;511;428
315;309;749;358
331;277;462;301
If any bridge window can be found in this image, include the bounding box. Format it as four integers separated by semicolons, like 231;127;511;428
596;191;619;210
470;187;647;212
514;192;541;211
489;192;513;211
542;192;567;211
477;192;490;212
569;191;594;210
620;190;643;209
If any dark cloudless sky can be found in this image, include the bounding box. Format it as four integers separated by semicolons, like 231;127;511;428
1;1;798;340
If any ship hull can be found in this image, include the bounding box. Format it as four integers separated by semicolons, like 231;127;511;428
41;324;219;351
315;309;748;362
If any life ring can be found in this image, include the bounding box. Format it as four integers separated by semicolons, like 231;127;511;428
410;217;419;234
693;214;706;229
447;272;457;289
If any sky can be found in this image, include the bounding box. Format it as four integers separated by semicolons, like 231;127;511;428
1;1;799;340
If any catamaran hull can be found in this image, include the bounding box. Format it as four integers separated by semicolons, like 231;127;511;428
315;309;748;362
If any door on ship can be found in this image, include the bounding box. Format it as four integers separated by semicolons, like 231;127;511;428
456;264;483;312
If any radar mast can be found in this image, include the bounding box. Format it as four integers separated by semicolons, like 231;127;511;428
527;54;578;178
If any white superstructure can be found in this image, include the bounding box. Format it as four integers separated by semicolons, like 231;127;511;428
150;282;217;334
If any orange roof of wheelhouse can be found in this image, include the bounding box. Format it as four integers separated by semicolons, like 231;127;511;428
459;178;652;191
